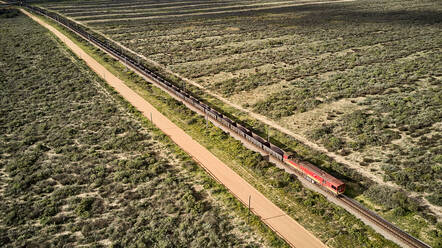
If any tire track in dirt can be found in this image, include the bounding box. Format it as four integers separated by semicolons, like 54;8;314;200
21;9;326;248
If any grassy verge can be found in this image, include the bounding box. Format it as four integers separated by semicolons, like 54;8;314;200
29;8;402;247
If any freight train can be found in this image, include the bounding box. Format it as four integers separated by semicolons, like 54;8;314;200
27;5;345;195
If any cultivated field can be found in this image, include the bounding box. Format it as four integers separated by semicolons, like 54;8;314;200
0;11;271;247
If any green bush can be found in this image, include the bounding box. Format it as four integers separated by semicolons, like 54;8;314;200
0;8;19;18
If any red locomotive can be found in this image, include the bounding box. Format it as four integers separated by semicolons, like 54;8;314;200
284;154;345;194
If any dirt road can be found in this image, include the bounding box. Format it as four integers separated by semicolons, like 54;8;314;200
22;9;326;248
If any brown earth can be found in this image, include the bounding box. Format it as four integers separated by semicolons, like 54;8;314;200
21;9;326;248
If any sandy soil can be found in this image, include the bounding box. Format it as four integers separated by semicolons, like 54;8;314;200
22;9;326;248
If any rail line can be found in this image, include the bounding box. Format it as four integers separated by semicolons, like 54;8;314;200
338;195;430;248
24;4;431;248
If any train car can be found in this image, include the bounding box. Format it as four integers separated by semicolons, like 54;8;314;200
206;109;218;120
249;136;284;161
219;117;231;128
162;80;172;88
200;102;210;110
175;91;184;99
182;92;191;101
189;96;199;104
269;145;284;161
205;108;219;119
252;133;270;147
220;117;236;129
244;133;254;144
156;79;166;87
262;145;279;160
161;82;171;91
224;117;235;126
237;124;252;136
245;134;264;149
171;85;180;92
212;111;222;121
138;64;146;71
211;110;223;121
270;144;284;157
184;96;192;103
230;125;244;136
194;102;205;112
237;126;251;136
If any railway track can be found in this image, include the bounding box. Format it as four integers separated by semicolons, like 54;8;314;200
338;195;430;248
24;5;432;248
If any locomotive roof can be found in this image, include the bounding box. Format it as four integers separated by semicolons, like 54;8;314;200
296;160;344;186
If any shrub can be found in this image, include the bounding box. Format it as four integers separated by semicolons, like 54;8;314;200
75;198;96;218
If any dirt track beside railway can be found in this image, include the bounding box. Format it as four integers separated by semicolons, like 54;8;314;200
22;9;326;248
